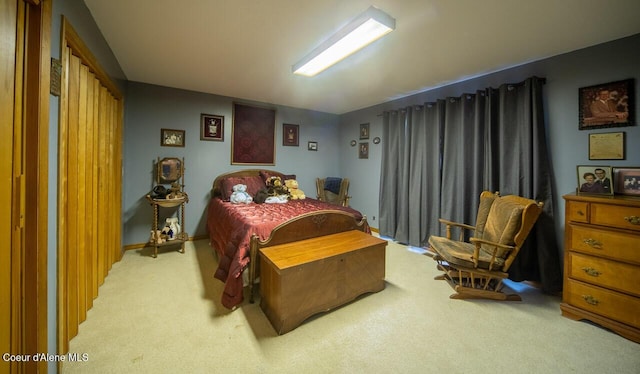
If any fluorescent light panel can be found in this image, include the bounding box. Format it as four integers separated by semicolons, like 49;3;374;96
293;6;395;77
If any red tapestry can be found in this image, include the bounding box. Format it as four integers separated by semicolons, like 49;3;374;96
232;103;276;164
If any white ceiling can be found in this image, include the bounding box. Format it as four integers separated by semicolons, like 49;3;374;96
83;0;640;115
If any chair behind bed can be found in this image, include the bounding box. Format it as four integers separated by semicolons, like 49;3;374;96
248;210;369;303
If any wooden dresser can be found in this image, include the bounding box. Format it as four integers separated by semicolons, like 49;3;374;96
259;230;386;335
561;193;640;343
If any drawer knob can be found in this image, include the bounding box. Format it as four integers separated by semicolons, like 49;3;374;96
581;267;601;277
581;295;599;306
624;216;640;225
577;210;585;216
582;238;602;249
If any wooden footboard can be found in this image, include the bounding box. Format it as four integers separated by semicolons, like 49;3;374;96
248;210;368;303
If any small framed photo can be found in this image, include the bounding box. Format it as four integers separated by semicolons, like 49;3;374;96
589;131;625;160
201;114;224;141
308;141;318;151
579;79;633;130
576;165;613;195
283;123;299;146
613;167;640;196
359;142;369;159
161;128;185;147
359;123;370;139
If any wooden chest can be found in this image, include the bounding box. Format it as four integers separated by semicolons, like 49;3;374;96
562;193;640;343
259;230;387;334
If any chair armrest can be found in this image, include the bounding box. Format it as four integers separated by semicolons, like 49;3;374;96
438;218;475;240
469;237;515;270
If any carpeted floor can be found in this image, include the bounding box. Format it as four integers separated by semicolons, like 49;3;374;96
63;238;640;373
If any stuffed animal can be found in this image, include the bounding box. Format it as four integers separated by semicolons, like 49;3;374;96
229;184;253;204
284;179;305;200
166;217;181;239
150;229;164;244
266;176;289;195
255;176;289;204
161;225;174;240
166;182;186;199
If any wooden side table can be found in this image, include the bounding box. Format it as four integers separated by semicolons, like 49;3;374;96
146;194;189;258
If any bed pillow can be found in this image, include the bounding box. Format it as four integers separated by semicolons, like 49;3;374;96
259;170;296;182
220;176;265;200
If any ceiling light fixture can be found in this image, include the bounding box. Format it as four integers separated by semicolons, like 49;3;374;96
292;6;395;77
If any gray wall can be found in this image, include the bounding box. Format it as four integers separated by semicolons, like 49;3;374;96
339;33;640;251
123;83;341;245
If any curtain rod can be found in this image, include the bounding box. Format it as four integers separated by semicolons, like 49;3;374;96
376;76;547;116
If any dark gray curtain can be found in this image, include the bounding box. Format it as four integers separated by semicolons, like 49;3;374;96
440;92;487;234
379;103;443;245
484;78;562;292
379;76;562;293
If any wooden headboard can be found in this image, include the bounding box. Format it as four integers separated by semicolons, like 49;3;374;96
211;169;286;197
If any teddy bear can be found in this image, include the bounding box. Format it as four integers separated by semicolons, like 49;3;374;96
229;184;253;204
284;179;305;200
255;176;289;203
149;229;165;244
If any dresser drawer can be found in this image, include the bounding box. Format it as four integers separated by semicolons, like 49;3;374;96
591;203;640;231
564;279;640;329
566;201;589;223
568;252;640;297
569;224;640;264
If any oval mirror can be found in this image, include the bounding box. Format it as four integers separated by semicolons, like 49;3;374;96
157;157;182;184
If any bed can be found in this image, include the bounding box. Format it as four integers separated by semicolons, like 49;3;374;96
207;169;370;309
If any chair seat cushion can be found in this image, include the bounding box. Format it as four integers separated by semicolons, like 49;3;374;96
428;235;505;270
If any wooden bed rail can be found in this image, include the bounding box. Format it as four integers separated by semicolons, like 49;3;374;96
249;210;368;303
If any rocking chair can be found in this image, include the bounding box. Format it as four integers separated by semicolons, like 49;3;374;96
428;191;543;301
316;177;350;207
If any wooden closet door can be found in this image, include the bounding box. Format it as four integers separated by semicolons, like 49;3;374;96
0;1;19;369
58;17;123;354
1;0;50;372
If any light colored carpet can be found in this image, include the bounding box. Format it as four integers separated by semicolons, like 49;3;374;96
63;238;640;373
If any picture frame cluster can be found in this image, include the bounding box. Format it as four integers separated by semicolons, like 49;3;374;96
575;78;637;197
577;165;640;196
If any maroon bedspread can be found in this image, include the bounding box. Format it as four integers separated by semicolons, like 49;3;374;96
207;198;367;309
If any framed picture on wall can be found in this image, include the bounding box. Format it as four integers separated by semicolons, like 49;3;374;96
231;102;276;165
283;123;299;146
578;79;633;130
588;131;625;160
576;165;613;195
161;128;185;147
359;142;369;159
359;123;370;139
200;114;224;141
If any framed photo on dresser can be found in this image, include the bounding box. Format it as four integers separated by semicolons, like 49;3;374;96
613;167;640;196
576;165;613;195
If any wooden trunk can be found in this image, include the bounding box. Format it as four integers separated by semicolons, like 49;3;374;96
259;230;386;334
